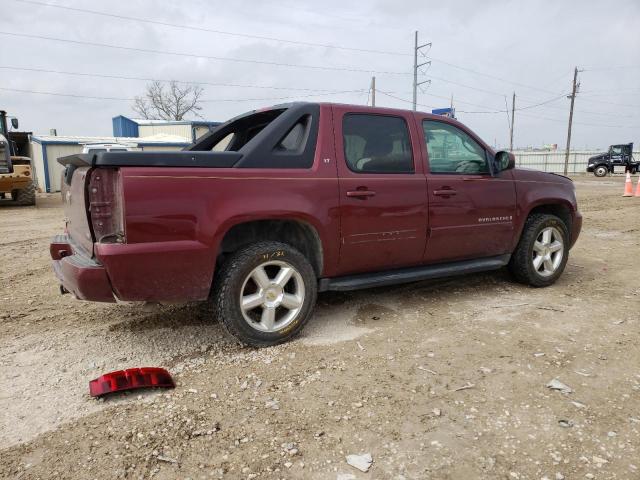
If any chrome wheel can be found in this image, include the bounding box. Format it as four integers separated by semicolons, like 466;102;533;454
239;260;305;333
532;226;564;277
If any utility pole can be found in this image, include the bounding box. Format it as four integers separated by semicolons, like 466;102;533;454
509;92;516;151
412;31;431;111
370;76;376;107
564;67;580;176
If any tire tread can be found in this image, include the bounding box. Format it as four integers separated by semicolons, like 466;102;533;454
12;181;36;206
509;213;568;287
212;241;316;347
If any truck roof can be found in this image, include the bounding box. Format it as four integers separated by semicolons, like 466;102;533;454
250;101;465;125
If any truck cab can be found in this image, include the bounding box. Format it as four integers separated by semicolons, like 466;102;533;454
587;143;637;176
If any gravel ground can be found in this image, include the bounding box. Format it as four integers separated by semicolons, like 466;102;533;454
1;176;639;479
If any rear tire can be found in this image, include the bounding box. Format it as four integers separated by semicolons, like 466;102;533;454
509;214;569;287
212;241;317;347
593;165;607;177
11;181;36;206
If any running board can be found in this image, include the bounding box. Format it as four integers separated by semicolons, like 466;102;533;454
318;255;511;292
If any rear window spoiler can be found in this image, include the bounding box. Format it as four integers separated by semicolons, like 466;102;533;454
57;151;243;168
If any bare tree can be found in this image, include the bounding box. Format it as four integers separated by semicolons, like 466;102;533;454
132;81;204;121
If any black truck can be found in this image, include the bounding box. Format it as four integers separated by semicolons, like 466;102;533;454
587;143;638;177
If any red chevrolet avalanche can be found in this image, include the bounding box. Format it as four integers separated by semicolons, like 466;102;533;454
51;103;582;346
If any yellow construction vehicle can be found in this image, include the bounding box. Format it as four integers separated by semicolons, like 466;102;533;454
0;110;35;205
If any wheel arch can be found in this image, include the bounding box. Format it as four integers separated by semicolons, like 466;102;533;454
527;203;573;232
216;218;324;277
518;202;574;249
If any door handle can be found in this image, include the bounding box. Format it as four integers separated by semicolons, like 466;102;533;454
346;190;376;198
462;176;489;181
433;189;457;196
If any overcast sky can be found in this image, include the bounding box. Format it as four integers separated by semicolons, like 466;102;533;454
1;0;638;149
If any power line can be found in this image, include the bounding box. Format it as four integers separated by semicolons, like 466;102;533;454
9;0;410;57
14;0;633;105
0;63;568;114
517;111;639;129
0;65;351;93
426;55;565;95
425;73;507;97
377;90;438;110
0;64;539;114
380;89;567;114
0;87;133;101
0;31;415;76
582;65;640;71
569;95;640;109
0;86;366;103
5;62;623;120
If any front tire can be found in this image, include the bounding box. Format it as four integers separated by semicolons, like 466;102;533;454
593;165;607;177
212;241;317;347
11;181;36;206
509;214;569;287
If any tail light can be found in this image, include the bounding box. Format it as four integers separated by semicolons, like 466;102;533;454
89;368;175;397
88;168;125;243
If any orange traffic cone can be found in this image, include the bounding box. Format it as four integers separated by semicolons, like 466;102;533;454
623;172;633;197
635;175;640;197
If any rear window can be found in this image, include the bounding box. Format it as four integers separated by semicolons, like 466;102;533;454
190;104;320;169
194;109;286;152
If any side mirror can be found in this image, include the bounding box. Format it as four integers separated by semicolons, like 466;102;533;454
11;118;18;130
493;150;515;173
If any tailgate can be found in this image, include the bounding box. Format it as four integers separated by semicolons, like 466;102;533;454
61;164;94;256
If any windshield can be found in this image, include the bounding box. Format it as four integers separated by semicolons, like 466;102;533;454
0;117;5;136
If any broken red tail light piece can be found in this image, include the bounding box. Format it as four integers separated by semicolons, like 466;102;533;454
89;367;175;398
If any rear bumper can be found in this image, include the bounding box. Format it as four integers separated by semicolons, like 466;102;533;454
50;234;115;302
570;211;582;249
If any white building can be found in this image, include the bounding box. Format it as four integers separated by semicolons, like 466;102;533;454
112;116;220;143
31;134;192;193
30;114;221;192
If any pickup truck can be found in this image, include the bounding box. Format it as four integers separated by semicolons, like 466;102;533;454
51;103;582;347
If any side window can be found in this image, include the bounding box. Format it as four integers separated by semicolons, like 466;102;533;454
423;120;488;174
343;114;414;174
275;115;310;153
212;132;235;151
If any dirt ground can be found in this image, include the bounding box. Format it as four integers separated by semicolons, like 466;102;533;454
1;176;639;480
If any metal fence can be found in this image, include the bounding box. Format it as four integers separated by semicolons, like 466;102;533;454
512;150;640;174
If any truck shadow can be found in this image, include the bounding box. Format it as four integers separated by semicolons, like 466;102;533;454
107;302;214;333
106;270;513;354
